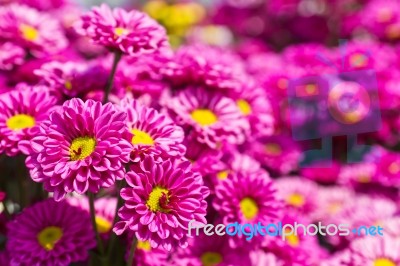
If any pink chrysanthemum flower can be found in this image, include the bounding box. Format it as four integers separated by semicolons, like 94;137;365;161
183;136;223;176
172;234;251;266
247;135;302;175
126;235;169;266
119;98;185;161
67;196;116;236
321;250;351;266
335;41;397;71
300;161;341;184
313;186;355;224
213;170;281;248
0;4;67;56
26;98;131;201
250;250;284;266
263;214;324;266
228;80;274;139
360;0;400;40
0;86;57;156
208;149;262;188
382;217;400;239
75;4;169;56
338;162;378;187
113;55;168;99
275;177;319;219
35;61;98;97
331;196;396;242
6;199;96;266
0;42;25;71
350;236;400;265
375;151;400;186
113;156;209;250
166;86;249;148
163;44;247;91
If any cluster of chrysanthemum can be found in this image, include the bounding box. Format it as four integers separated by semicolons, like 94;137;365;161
213;0;400;45
0;1;400;266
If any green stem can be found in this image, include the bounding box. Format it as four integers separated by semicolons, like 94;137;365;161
103;51;122;104
88;193;106;260
16;155;29;208
127;236;137;266
106;180;125;259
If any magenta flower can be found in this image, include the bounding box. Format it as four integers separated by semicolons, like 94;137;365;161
338;162;378;187
172;234;251;266
119;98;185;161
228;80;274;139
127;235;169;266
35;61;95;97
75;4;169;56
313;186;355;223
183;136;223;176
166;86;249;148
375;151;400;186
275;177;319;219
247;135;302;175
26;98;131;201
0;86;57;156
263;214;324;266
114;156;209;250
359;0;400;40
0;42;25;70
113;55;168;99
350;236;400;265
330;196;396;241
163;44;247;91
0;4;67;56
213;170;282;248
67;196;116;236
6;199;96;266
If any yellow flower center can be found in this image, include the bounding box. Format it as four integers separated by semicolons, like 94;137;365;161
285;228;300;247
191;109;217;126
286;193;305;207
95;216;112;234
19;24;39;41
37;226;63;251
237;99;252;116
114;27;129;37
240;197;258;220
69;136;96;161
265;143;282;156
65;80;72;90
350;53;368;68
389;162;400;174
328;202;342;214
146;186;170;212
201;252;222;266
6;114;35;131
374;258;396;266
131;129;154;146
217;170;229;180
137;240;151;251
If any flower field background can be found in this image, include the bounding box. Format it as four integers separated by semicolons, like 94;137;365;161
0;0;400;265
